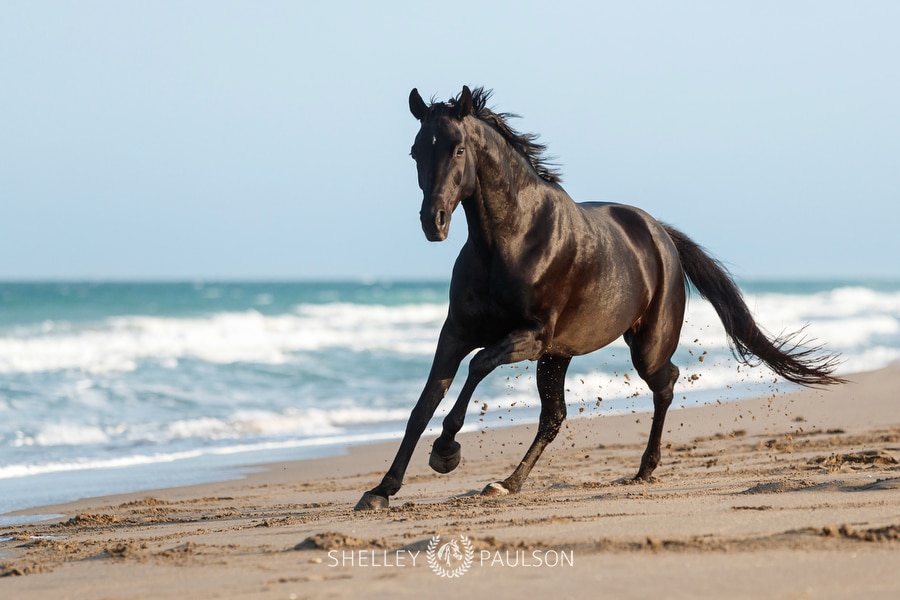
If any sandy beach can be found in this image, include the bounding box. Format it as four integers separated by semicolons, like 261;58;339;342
2;364;899;599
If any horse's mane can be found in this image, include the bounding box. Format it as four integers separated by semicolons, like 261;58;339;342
431;87;562;184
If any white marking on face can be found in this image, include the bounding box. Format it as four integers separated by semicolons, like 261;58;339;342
432;135;437;145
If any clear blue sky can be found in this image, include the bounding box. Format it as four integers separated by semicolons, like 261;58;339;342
2;1;898;280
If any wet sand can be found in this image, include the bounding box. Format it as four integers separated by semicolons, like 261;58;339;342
2;365;899;599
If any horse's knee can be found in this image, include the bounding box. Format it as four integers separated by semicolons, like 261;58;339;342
467;350;494;381
640;363;679;396
666;363;679;387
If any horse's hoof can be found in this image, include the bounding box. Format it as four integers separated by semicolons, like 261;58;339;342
429;440;461;474
631;474;659;484
481;482;510;497
354;492;389;511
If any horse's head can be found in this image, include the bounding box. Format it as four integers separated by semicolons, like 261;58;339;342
409;86;479;242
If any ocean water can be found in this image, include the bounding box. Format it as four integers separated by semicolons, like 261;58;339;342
1;280;898;517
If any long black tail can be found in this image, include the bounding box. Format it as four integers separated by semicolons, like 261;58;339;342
663;224;846;387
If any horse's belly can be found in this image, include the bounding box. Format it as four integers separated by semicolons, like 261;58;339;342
548;323;626;357
548;294;644;356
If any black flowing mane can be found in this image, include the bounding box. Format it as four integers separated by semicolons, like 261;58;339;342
429;87;562;183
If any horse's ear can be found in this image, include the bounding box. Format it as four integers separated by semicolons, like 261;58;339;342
456;85;473;119
409;88;428;121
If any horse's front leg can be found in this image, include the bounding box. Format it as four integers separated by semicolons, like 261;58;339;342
482;354;571;497
429;324;548;475
354;328;471;511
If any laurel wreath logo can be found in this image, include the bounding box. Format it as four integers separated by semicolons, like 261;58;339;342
426;534;474;578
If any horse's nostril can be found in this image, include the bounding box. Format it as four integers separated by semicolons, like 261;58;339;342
437;210;447;229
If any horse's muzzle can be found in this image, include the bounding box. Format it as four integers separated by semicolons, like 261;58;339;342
420;208;449;242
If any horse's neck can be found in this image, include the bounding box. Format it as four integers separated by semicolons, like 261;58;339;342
463;131;554;252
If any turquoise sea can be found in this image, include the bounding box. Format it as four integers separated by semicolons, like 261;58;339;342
1;280;898;518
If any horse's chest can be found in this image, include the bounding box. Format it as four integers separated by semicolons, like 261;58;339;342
449;279;531;342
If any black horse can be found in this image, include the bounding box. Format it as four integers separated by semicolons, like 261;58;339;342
355;86;843;511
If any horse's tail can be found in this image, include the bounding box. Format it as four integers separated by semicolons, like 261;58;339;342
662;224;846;387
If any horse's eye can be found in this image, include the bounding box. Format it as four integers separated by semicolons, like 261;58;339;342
456;147;465;157
410;151;417;161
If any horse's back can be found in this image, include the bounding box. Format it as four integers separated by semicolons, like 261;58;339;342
543;200;685;356
577;201;666;237
572;201;680;268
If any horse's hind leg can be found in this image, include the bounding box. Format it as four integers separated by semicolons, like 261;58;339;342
633;361;679;481
483;354;571;496
626;327;680;481
625;308;684;481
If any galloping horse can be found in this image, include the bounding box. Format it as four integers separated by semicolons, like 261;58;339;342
355;86;843;511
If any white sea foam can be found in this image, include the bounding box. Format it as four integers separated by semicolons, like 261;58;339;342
10;406;414;450
836;346;900;374
752;287;900;320
16;423;111;447
0;304;447;375
0;430;406;481
0;288;895;376
156;407;412;442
